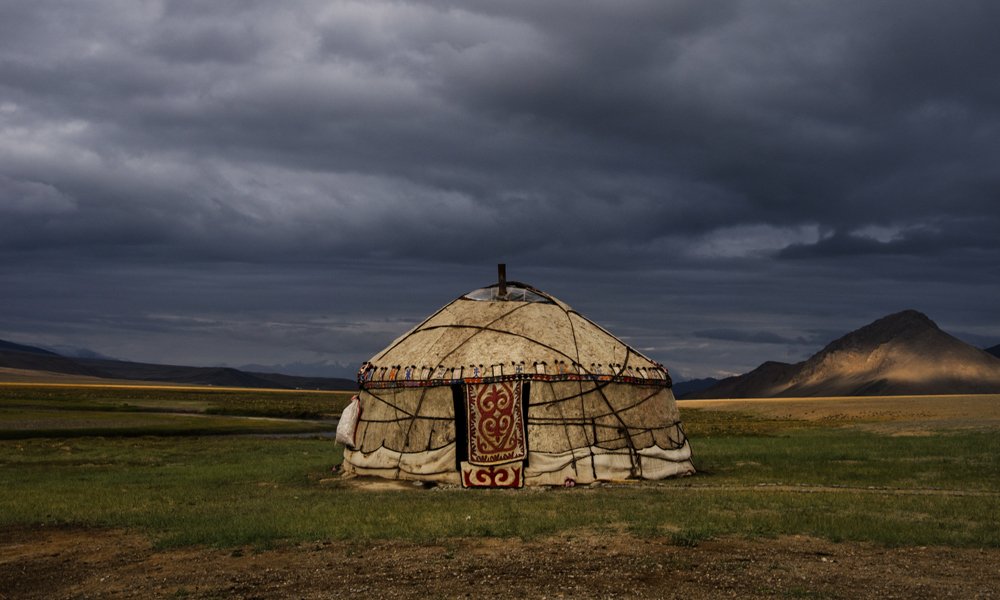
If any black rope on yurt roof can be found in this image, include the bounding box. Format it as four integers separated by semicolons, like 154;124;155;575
427;301;534;368
564;305;638;466
366;278;672;387
564;308;662;370
361;283;672;389
411;323;589;367
369;298;459;364
373;273;559;365
561;303;589;479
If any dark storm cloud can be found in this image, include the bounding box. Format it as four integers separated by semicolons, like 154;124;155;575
693;329;818;346
1;0;999;377
779;217;1000;260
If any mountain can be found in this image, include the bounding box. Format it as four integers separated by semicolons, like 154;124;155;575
0;338;356;390
987;344;1000;359
42;345;116;360
671;377;721;397
688;310;1000;398
682;362;797;399
0;337;112;378
239;361;358;379
0;339;60;356
72;358;293;388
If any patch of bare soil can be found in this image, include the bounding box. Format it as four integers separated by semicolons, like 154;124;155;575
1;526;997;599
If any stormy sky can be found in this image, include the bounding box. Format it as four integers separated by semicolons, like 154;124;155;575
2;0;998;380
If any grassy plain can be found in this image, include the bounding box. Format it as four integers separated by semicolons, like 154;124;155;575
0;382;355;417
0;383;354;438
0;385;998;550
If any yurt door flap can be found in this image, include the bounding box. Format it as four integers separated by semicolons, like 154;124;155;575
459;380;527;488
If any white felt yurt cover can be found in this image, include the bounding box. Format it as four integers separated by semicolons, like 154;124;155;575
341;278;694;487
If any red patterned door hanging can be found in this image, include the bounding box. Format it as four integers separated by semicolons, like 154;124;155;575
461;461;523;488
465;380;527;465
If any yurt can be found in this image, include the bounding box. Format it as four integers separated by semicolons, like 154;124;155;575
340;267;694;488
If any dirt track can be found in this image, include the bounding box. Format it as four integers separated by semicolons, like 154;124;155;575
1;526;997;599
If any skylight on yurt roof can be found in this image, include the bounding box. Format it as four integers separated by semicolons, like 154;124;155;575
463;283;552;303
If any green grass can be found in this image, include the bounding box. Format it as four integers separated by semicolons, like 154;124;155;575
0;384;354;438
681;408;820;437
0;384;355;419
0;408;336;439
693;430;999;491
683;408;1000;490
1;424;997;549
1;389;998;549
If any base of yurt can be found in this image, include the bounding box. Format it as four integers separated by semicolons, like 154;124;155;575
342;440;694;489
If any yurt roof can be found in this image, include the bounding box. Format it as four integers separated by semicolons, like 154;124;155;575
358;279;670;388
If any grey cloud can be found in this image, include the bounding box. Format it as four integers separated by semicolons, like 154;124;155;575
0;175;75;215
145;20;265;65
693;329;817;346
2;1;999;377
778;217;1000;260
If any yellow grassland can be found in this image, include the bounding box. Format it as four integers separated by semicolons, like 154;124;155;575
678;393;1000;434
0;367;345;395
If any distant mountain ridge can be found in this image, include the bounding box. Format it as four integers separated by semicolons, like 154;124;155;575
0;339;356;390
671;377;721;397
0;339;59;356
686;310;1000;398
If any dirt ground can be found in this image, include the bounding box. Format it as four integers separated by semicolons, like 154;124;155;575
1;526;997;599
